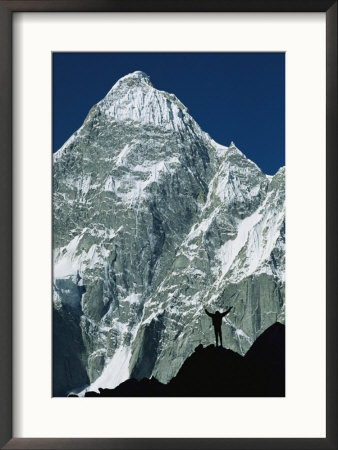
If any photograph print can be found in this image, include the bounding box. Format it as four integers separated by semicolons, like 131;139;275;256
52;52;285;398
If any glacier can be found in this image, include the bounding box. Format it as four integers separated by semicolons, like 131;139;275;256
53;71;285;396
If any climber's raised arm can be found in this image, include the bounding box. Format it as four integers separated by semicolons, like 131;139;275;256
221;306;232;317
205;309;213;317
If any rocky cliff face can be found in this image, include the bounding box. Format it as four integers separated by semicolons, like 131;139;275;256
53;71;285;396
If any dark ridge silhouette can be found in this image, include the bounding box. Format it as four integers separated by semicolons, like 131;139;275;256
169;344;244;396
243;321;285;396
85;377;166;397
78;322;284;398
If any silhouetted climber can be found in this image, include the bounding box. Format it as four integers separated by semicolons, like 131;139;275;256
205;307;232;347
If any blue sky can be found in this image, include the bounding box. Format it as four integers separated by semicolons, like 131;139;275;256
53;52;284;175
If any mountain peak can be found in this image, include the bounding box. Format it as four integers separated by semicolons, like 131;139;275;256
53;64;285;395
112;70;153;89
125;70;150;80
99;71;202;133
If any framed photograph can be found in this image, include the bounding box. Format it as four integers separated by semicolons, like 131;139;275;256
0;1;337;449
52;51;286;401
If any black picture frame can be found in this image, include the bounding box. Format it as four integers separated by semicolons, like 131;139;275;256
0;1;336;449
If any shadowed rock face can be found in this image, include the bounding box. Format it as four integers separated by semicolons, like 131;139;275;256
53;71;285;396
82;323;285;397
53;307;89;397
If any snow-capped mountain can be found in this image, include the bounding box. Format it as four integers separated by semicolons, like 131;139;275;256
53;71;285;396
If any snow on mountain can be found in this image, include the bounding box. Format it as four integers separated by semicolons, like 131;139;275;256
52;71;285;396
